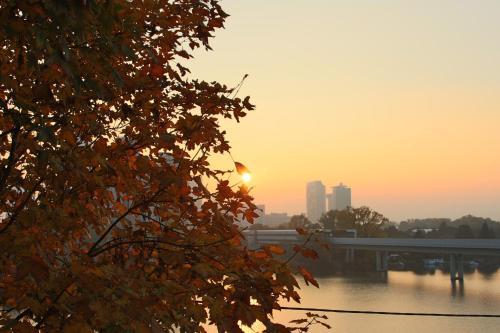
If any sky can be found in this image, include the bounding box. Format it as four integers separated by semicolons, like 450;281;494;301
188;0;500;221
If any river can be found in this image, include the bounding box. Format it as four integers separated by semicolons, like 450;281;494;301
269;270;500;332
204;269;500;332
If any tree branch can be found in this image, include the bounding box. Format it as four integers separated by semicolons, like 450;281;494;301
0;127;14;140
0;178;44;235
89;231;239;260
87;189;165;256
0;124;20;193
282;232;314;266
0;308;32;332
35;282;74;329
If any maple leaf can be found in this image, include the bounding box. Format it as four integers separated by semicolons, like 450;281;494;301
150;64;165;78
296;227;307;235
234;161;250;175
298;266;319;288
264;244;286;256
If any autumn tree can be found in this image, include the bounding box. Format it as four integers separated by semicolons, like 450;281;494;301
321;207;388;238
0;1;320;332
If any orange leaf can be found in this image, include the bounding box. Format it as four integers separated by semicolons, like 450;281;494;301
300;248;318;260
115;202;128;214
299;266;319;288
265;244;285;255
253;251;269;259
234;161;249;175
296;227;307;235
150;64;164;77
60;130;77;146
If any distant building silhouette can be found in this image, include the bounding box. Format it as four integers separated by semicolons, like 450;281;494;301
255;204;266;225
326;193;335;211
306;181;326;222
329;183;351;211
264;213;290;227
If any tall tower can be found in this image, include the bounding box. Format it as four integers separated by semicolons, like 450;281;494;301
327;193;335;211
332;183;351;211
306;181;326;222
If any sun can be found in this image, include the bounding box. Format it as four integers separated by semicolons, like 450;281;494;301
241;172;252;183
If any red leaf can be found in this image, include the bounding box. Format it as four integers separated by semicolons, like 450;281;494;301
150;64;164;77
300;248;319;260
299;266;319;288
296;227;307;235
234;161;249;175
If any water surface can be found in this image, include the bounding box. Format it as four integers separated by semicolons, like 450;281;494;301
271;270;500;332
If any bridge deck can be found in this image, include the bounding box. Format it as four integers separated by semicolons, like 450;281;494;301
242;231;500;256
331;238;500;256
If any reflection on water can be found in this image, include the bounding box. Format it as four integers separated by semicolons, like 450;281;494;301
451;280;465;298
271;270;500;333
206;270;500;332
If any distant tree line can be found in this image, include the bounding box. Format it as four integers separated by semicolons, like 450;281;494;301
250;208;499;239
398;215;498;239
249;214;321;230
249;206;388;237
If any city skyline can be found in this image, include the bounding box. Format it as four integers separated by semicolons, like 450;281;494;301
257;179;499;223
190;1;500;221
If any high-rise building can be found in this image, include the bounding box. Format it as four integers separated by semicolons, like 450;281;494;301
306;181;326;222
331;183;351;211
326;193;335;211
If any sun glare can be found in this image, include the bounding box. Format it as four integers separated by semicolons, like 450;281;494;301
242;172;252;183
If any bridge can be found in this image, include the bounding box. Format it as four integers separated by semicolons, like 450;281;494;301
243;230;500;283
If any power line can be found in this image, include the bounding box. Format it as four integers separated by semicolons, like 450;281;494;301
280;306;500;318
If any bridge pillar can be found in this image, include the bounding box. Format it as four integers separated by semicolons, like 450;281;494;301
457;254;464;281
450;254;464;282
247;230;257;248
345;249;355;263
382;251;388;271
376;251;388;272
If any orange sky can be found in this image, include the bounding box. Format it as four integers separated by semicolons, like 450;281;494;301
188;0;500;221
